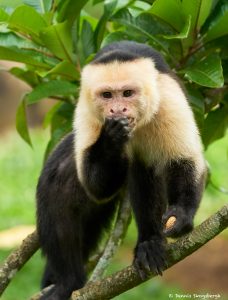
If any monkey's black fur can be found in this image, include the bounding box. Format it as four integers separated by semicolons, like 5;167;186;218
36;41;204;300
93;41;170;73
37;132;118;300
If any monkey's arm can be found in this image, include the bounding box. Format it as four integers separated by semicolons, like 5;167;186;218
163;159;205;237
129;161;167;278
81;118;130;201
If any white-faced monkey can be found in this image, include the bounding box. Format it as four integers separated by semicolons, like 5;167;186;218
37;41;206;300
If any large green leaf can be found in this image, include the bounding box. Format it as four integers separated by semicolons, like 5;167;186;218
181;0;213;49
0;32;40;49
16;97;32;147
112;9;174;53
10;67;40;87
149;0;183;31
45;61;80;80
182;0;213;31
57;0;89;23
40;21;74;62
196;0;213;28
163;15;191;39
0;46;50;69
184;54;224;88
25;80;77;104
202;106;228;148
149;0;191;39
204;1;228;42
8;5;47;43
94;0;118;49
81;20;95;59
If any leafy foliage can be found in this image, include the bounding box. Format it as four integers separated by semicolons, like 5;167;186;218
0;0;228;156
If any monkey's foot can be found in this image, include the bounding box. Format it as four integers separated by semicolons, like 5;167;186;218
134;238;167;279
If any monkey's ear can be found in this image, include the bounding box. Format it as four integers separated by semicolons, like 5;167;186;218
162;206;193;238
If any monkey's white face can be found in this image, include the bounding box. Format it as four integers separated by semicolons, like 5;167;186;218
79;58;160;128
92;81;142;128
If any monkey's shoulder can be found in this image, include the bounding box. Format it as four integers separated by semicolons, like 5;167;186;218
39;132;77;185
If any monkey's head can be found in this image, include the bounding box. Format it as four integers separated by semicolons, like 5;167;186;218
79;58;160;129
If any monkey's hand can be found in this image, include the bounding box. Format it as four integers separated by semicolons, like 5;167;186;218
162;206;193;238
133;237;167;279
103;117;132;144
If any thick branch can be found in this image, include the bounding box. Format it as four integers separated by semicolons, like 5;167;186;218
70;204;228;300
0;231;39;296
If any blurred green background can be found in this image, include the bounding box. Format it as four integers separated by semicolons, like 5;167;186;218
0;129;227;300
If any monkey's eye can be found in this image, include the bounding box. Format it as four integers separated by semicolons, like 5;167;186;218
101;91;112;99
123;90;134;97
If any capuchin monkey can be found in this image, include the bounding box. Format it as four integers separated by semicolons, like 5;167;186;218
36;41;206;300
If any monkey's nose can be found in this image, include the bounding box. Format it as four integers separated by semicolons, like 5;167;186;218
110;107;128;114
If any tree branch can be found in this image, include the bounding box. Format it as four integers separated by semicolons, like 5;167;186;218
89;197;132;282
0;231;39;296
1;204;227;300
70;204;228;300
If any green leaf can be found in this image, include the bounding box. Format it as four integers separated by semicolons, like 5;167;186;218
163;15;191;39
40;21;74;62
0;46;50;69
8;5;47;43
45;61;80;80
149;0;183;31
10;67;40;87
186;85;205;131
44;102;74;159
181;0;213;49
112;9;174;52
94;0;118;49
57;0;89;23
26;80;77;104
196;0;213;28
43;102;62;129
204;1;228;42
101;31;132;47
182;0;213;31
0;32;39;49
0;8;9;21
23;0;53;13
184;54;224;88
202;106;228;148
0;0;23;8
81;20;95;59
16;97;32;147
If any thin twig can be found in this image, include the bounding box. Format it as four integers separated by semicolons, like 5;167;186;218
89;197;132;282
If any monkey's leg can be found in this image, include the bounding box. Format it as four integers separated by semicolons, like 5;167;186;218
41;262;56;288
40;216;86;300
129;160;167;279
82;200;117;262
163;159;205;237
